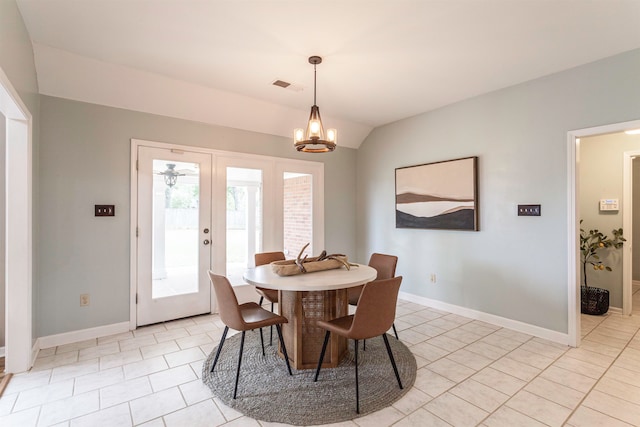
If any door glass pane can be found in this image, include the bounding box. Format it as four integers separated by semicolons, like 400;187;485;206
226;167;263;284
152;160;200;298
283;172;312;259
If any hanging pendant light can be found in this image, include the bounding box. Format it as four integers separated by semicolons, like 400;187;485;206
294;56;337;153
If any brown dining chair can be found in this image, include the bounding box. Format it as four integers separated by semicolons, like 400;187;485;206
254;251;285;345
347;253;399;339
208;271;292;399
314;276;404;414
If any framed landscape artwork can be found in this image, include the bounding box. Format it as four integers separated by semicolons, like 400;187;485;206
395;156;478;231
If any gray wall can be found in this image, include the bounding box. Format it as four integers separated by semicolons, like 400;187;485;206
357;48;640;334
0;0;40;343
37;96;357;337
579;133;640;308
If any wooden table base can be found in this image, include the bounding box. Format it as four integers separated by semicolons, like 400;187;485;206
279;289;349;370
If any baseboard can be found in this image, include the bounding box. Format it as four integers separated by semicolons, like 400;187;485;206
36;321;131;351
608;306;623;314
398;292;571;346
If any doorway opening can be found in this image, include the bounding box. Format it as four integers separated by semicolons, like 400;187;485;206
568;119;640;347
0;67;33;373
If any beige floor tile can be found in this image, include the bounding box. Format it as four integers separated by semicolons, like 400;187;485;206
446;349;493;371
180;379;216;406
427;335;468;352
176;332;214;350
492;328;532;343
582;389;640;425
129;387;186;425
149;365;197;392
413;367;456;398
490;357;540;382
483;406;547;427
122;356;169;380
154;327;190;343
409;341;450;362
505;390;572;426
472;367;526;396
55;339;97;355
350;405;405;427
77;342;120;361
441;328;482;345
450;379;509;412
584;332;629;350
394;328;429;345
69;402;132;427
552;354;608;379
118;335;158;352
390;382;434;416
412;308;444;321
409;323;447;338
163;399;225;427
38;390;100;426
427;358;476;383
604;365;640;388
73;367;124;395
13;379;74;412
100;377;152;408
524;376;585;409
564;347;616;368
0;407;41;427
505;347;555;370
576;338;622;358
3;370;52;396
538;365;597;394
133;323;168;337
518;339;568;359
565;405;635;427
164;347;206;367
465;341;510;360
140;340;181;359
594;376;640;405
424;392;489;426
428;318;463;332
392;407;452;427
99;349;143;370
32;351;79;371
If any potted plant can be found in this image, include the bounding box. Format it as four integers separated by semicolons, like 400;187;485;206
580;220;625;315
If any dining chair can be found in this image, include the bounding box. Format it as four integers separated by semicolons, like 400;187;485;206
347;253;400;339
208;271;292;399
254;251;285;345
314;276;404;414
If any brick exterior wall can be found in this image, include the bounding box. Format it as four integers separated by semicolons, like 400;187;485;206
283;175;312;259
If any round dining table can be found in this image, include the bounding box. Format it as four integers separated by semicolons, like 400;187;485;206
243;263;377;369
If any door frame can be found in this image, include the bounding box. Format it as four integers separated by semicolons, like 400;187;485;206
130;139;324;327
0;67;33;373
567;118;640;347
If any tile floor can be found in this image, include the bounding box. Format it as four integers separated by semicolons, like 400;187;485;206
1;286;640;427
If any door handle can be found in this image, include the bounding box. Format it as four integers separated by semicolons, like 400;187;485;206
203;239;210;245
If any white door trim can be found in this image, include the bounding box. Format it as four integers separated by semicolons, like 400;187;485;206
0;66;33;373
622;150;640;315
567;118;640;347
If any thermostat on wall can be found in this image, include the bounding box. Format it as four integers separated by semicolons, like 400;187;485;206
599;199;619;211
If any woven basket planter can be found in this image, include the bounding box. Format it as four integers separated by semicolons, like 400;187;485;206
581;286;609;315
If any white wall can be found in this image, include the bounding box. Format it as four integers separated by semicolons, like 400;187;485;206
357;48;640;334
37;96;357;337
0;112;5;347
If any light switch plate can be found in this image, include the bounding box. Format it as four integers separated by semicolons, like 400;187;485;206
95;205;115;217
518;204;541;216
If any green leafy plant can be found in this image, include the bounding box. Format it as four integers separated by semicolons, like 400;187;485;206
580;220;625;288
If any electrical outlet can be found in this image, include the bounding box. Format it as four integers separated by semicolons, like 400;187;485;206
430;274;436;283
80;294;90;306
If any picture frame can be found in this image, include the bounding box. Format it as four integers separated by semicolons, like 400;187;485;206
395;156;478;231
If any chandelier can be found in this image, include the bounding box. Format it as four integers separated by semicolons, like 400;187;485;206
294;56;337;153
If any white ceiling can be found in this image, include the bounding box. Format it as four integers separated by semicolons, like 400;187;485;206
15;0;640;149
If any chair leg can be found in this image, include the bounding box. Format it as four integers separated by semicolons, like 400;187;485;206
382;333;403;389
392;322;399;340
275;324;293;375
354;339;360;414
314;330;331;382
259;296;264;306
270;302;274;346
259;327;265;357
233;331;246;399
210;326;229;373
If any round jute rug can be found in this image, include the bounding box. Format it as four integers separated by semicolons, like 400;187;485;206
202;331;417;425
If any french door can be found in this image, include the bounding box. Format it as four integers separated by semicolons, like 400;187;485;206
136;146;212;326
132;139;324;326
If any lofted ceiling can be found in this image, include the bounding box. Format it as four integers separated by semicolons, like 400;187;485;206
15;0;640;149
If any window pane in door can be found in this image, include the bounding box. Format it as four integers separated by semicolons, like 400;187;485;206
226;167;263;284
283;172;312;259
152;160;200;298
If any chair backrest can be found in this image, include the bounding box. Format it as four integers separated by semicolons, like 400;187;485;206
349;276;402;340
255;251;286;267
208;271;245;330
368;253;398;280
